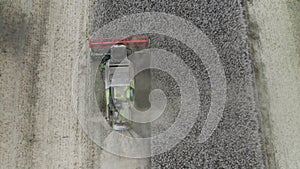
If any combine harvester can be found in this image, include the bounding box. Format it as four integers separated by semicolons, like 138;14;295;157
89;36;150;131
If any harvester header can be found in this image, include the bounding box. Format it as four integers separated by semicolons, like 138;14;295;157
89;36;149;49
